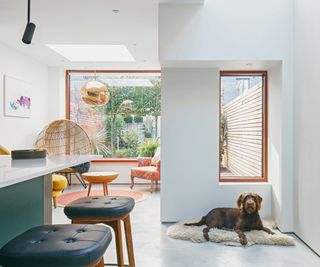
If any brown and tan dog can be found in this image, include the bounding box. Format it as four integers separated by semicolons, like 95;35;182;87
185;192;274;245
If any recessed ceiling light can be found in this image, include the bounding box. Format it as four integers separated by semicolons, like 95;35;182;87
112;9;120;14
46;44;135;62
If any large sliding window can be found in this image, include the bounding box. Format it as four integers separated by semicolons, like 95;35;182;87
220;71;267;182
67;71;161;158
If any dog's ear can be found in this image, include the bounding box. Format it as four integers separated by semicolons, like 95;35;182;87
254;193;263;210
237;193;246;208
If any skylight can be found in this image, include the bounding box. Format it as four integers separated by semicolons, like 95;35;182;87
46;44;135;62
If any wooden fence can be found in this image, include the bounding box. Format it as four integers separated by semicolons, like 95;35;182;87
223;83;263;177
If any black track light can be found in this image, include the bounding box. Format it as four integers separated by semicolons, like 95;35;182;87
22;0;36;44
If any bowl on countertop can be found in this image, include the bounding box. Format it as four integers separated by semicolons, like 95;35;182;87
11;149;47;160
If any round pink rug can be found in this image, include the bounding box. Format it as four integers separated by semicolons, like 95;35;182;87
57;189;148;207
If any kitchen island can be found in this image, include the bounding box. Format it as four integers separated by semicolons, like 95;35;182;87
0;155;100;247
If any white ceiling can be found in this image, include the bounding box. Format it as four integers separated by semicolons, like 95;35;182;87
0;0;161;70
1;0;275;72
160;60;281;70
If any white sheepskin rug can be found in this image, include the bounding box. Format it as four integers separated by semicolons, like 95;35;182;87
167;220;295;247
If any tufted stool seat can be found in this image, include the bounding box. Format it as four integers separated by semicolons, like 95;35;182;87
64;196;135;219
0;224;112;267
64;196;136;267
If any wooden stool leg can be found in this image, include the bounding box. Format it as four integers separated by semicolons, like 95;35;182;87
87;183;92;196
96;257;104;267
53;197;57;209
86;256;104;267
102;184;106;196
109;220;124;267
105;183;109;195
123;215;135;267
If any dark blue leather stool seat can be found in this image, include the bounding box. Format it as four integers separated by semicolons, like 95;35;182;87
64;196;135;219
0;224;112;267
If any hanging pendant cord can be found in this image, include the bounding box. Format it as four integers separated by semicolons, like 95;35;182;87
27;0;30;23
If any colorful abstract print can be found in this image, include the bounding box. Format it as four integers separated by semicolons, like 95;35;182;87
10;96;31;111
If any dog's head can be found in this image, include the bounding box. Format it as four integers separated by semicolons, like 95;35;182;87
237;192;262;215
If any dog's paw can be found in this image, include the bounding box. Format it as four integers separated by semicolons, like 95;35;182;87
240;238;248;246
203;233;210;241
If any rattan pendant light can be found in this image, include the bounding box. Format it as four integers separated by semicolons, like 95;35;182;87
35;120;93;155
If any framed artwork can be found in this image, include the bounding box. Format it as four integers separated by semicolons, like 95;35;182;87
3;75;31;118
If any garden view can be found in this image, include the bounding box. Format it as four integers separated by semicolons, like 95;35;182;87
69;72;161;158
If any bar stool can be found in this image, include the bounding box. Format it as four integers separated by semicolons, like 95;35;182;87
0;224;112;267
64;196;135;267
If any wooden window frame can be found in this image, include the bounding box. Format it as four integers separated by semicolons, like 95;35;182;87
65;70;161;163
219;71;268;183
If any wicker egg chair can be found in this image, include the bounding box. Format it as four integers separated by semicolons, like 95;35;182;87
35;120;93;188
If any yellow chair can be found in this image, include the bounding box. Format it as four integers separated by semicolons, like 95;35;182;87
0;145;10;155
52;174;68;208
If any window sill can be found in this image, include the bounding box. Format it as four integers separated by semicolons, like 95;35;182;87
219;177;268;183
91;158;138;163
219;181;271;186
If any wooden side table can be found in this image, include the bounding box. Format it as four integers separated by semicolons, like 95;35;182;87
82;172;119;196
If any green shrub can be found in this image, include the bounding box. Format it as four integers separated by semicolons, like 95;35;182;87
123;130;140;157
144;131;152;138
115;149;127;158
134;116;143;123
124;115;133;123
139;139;160;157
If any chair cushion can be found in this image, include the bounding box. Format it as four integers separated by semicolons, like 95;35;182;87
72;162;90;174
131;166;160;181
151;147;160;166
52;190;63;198
131;166;157;173
52;174;68;190
0;224;112;267
64;196;135;219
137;157;152;167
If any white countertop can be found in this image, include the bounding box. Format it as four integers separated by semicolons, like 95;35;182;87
0;155;101;188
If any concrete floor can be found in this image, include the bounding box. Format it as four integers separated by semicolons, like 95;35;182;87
53;185;320;267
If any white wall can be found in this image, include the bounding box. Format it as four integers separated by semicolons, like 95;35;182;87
268;63;283;228
159;0;293;62
293;0;320;255
48;67;66;121
160;68;271;221
0;42;49;150
159;0;293;229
